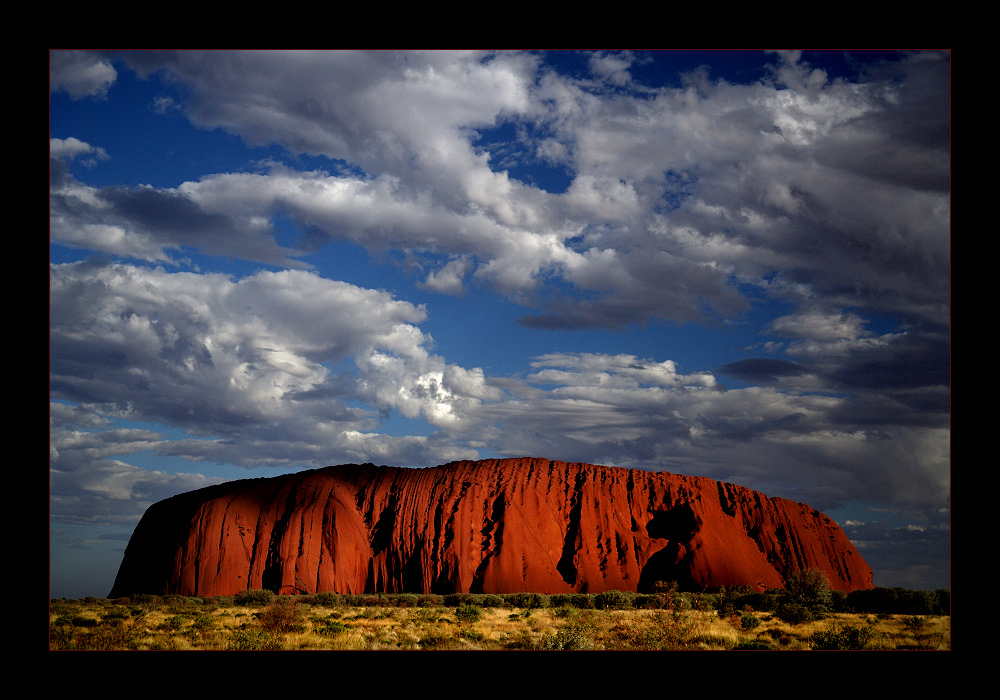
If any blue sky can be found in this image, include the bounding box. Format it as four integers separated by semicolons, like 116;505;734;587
49;50;950;598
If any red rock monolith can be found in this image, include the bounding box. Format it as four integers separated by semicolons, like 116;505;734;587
108;458;873;597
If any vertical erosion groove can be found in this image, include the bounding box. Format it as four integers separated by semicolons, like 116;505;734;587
556;468;586;587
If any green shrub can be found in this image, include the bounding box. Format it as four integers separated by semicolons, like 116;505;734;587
129;593;161;607
502;630;539;650
594;590;631;610
54;619;144;651
605;609;694;650
739;590;779;612
420;631;460;649
775;601;814;624
810;623;882;650
634;592;681;610
235;589;274;606
544;620;596;650
160;614;187;631
779;569;832;621
553;605;575;618
455;603;482;623
444;593;471;607
733;637;775;650
845;586;949;615
505;592;547;609
312;592;341;607
228;627;281;650
740;612;761;630
69;615;100;627
785;569;832;605
686;593;714;611
934;588;950;615
649;610;697;650
257;600;305;634
316;620;348;636
712;586;740;617
829;589;848;612
100;608;130;623
460;629;486;643
191;613;216;631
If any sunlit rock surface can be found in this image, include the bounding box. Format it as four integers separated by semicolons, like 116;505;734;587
109;458;874;597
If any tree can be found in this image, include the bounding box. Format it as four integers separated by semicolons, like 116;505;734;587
778;568;832;623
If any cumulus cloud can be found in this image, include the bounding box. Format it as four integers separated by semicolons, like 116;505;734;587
418;256;473;295
49;168;310;267
50;137;109;164
52;50;948;335
588;51;639;87
49;261;497;467
50;50;117;99
49;257;944;519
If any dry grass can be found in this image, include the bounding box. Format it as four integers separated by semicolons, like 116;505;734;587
49;597;950;651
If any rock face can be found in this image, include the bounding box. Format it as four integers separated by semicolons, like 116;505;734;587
109;458;874;598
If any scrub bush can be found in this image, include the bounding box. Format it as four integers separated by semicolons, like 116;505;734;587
594;590;631;610
810;623;883;650
455;603;482;623
775;602;813;624
229;627;281;650
783;569;832;613
733;637;775;650
505;592;548;609
776;569;832;623
316;620;348;636
258;600;306;634
312;592;341;607
845;587;949;615
235;589;274;606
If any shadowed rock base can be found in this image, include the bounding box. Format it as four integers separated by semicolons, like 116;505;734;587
109;458;874;597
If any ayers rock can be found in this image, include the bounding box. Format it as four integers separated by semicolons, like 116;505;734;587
109;458;873;598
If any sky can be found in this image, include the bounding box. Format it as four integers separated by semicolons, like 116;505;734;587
49;49;950;599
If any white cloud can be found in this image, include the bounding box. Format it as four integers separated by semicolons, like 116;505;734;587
53;51;949;333
50;50;117;99
769;309;872;342
418;256;472;295
588;51;637;86
50;137;109;163
528;353;718;390
51;263;413;416
49;261;502;464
